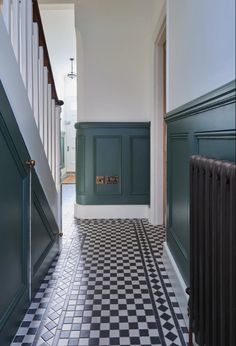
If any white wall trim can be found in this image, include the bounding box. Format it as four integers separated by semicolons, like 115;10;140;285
162;242;189;327
74;204;150;220
149;4;166;226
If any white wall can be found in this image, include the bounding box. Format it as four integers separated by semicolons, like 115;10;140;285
167;0;236;111
76;0;158;122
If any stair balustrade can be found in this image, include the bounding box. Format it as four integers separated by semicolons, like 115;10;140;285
1;0;63;188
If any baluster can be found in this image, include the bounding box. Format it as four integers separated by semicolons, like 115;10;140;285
43;67;48;155
38;46;44;141
51;99;56;180
26;0;33;106
12;0;20;62
19;0;27;86
2;0;11;34
32;22;39;126
48;84;52;169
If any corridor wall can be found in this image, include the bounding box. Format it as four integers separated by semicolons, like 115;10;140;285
165;81;236;284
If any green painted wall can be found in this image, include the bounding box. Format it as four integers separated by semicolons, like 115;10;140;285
165;80;236;285
75;122;150;205
0;82;59;345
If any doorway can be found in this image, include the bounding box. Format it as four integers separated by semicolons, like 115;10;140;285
39;3;77;185
63;75;77;182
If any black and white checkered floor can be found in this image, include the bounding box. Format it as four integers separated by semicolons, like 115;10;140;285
12;185;188;346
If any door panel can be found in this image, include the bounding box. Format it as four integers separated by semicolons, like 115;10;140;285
0;114;29;345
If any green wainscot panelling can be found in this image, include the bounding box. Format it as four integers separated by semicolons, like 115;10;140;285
0;81;59;345
165;80;236;285
75;122;150;205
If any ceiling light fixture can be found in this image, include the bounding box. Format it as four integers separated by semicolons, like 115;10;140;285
67;58;77;79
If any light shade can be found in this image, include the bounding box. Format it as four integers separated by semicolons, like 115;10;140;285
67;58;76;79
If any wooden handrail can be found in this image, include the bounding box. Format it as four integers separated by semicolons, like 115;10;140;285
32;0;63;106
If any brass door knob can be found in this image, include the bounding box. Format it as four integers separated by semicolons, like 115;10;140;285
26;160;36;168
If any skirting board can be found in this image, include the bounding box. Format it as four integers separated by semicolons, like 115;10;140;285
162;242;189;327
74;204;150;219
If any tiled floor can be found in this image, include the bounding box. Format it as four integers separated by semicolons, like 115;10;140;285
12;185;188;346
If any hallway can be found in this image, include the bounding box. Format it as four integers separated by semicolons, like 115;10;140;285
11;185;188;346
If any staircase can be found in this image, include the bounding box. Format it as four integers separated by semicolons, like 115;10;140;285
1;0;63;191
0;1;63;344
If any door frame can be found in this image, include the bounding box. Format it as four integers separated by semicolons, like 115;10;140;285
64;114;76;173
150;9;166;226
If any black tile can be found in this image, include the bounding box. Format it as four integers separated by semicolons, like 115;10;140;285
130;337;140;344
109;337;120;345
150;336;161;344
21;321;31;327
89;338;99;345
13;336;24;342
27;328;37;335
120;330;129;337
100;330;109;337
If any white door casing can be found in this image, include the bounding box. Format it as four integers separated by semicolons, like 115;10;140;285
65;112;76;172
149;5;166;226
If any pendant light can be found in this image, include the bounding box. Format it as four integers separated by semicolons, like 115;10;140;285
67;58;76;79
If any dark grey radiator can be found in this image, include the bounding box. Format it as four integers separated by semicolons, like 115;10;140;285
189;155;236;346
